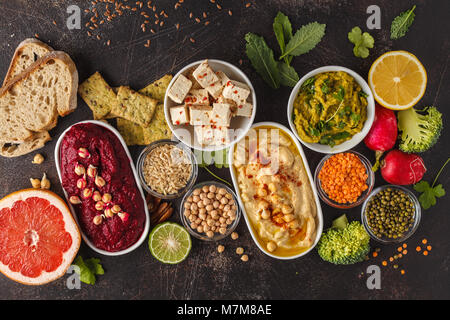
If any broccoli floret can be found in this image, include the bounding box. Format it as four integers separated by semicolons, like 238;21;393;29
398;106;443;153
317;214;370;265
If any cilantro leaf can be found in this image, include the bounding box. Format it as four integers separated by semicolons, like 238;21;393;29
273;12;293;65
414;158;449;210
278;62;300;87
245;33;280;89
72;256;104;285
280;22;326;59
348;26;374;58
391;5;416;40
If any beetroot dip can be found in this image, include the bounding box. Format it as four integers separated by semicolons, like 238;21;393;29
60;123;146;252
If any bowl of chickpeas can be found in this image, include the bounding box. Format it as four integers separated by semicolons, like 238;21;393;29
180;181;241;241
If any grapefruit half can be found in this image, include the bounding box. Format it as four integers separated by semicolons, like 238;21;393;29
0;189;80;285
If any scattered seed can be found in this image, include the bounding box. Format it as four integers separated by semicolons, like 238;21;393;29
52;20;57;26
217;4;222;10
426;245;432;251
393;264;399;269
150;28;156;33
245;3;251;8
402;243;407;248
175;23;180;30
160;21;164;27
372;252;378;258
189;12;193;18
400;269;405;275
382;260;387;266
228;10;232;16
189;37;195;43
87;31;92;36
195;18;201;23
416;246;421;252
203;12;207;18
402;249;407;255
423;250;429;256
107;40;111;46
204;21;210;26
422;239;428;245
34;33;39;38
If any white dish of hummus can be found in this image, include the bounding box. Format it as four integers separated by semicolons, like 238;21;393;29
229;122;323;259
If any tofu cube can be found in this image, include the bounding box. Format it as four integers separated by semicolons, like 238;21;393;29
235;102;253;118
205;81;224;99
185;88;209;105
194;125;215;146
168;74;192;104
215;95;237;115
192;60;219;88
194;125;230;146
169;105;189;125
187;67;203;89
222;80;251;104
216;71;231;86
189;105;212;126
211;103;232;127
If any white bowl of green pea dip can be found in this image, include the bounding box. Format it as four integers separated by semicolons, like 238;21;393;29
287;66;375;154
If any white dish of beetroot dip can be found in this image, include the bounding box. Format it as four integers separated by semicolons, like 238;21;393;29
55;120;150;256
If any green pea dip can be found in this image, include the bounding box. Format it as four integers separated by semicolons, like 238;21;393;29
293;71;368;147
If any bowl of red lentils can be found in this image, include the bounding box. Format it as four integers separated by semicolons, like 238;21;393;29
314;151;375;209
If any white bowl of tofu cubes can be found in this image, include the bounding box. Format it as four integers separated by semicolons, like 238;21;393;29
164;59;257;151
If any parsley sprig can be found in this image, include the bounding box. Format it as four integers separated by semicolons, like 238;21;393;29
414;157;449;210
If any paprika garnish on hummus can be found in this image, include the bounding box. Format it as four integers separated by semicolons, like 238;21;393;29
60;123;146;252
233;126;318;257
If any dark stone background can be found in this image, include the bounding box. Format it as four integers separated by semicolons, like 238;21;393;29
0;0;448;300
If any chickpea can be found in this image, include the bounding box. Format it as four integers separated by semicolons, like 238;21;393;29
220;197;228;205
241;254;249;262
213;201;220;209
219;227;227;234
202;185;210;193
207;192;215;199
195;218;202;225
216;193;223;200
210;210;219;218
32;153;44;164
289;220;300;229
186;196;193;203
209;185;217;193
215;221;220;227
196;226;204;233
217;244;225;253
261;209;271;220
207;219;215;226
219;204;225;210
188;214;196;222
197;201;205;208
199;208;207;215
220;223;227;229
218;188;227;195
236;247;244;255
283;214;295;222
198;212;207;220
257;188;268;197
267;241;277;252
206;231;214;238
211;226;216;232
203;198;211;206
193;195;200;202
206;204;214;211
190;222;198;229
223;205;231;212
190;203;198;211
225;193;232;200
204;224;210;232
219;217;226;224
231;232;239;240
268;183;277;192
40;173;51;189
282;204;293;214
193;188;201;196
258;200;269;210
184;202;191;209
30;178;41;189
184;209;191;217
226;218;232;225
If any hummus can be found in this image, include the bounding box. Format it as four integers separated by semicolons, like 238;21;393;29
60;123;146;252
293;71;368;147
233;127;317;257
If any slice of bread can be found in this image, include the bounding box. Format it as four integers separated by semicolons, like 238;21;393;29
0;131;51;157
2;38;53;86
0;51;78;143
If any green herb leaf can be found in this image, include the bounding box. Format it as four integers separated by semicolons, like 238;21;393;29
334;86;345;101
273;12;293;65
278;62;300;87
321;79;330;94
414;157;449;210
72;256;104;285
348;26;374;58
245;32;280;89
280;22;326;59
301;76;316;94
390;5;416;40
359;91;369;98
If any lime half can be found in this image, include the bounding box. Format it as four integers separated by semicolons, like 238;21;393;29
149;222;192;264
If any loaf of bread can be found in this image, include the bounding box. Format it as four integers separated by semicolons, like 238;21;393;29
0;51;78;143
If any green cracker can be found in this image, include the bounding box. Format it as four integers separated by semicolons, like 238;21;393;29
78;72;118;120
116;118;147;145
142;103;171;143
113;86;158;127
139;74;173;102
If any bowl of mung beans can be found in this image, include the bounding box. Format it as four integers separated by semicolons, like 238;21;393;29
361;185;421;244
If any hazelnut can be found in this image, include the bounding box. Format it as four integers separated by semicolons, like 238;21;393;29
93;215;103;225
40;173;51;189
32;153;44;164
30;178;41;189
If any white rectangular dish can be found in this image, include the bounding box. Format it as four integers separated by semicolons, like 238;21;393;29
229;121;323;260
54;120;150;256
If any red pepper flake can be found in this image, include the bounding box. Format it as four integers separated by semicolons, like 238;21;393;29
233;90;238;94
175;120;180;125
226;81;232;86
238;105;243;109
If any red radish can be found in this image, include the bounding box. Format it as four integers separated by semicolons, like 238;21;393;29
381;150;426;185
364;103;398;171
